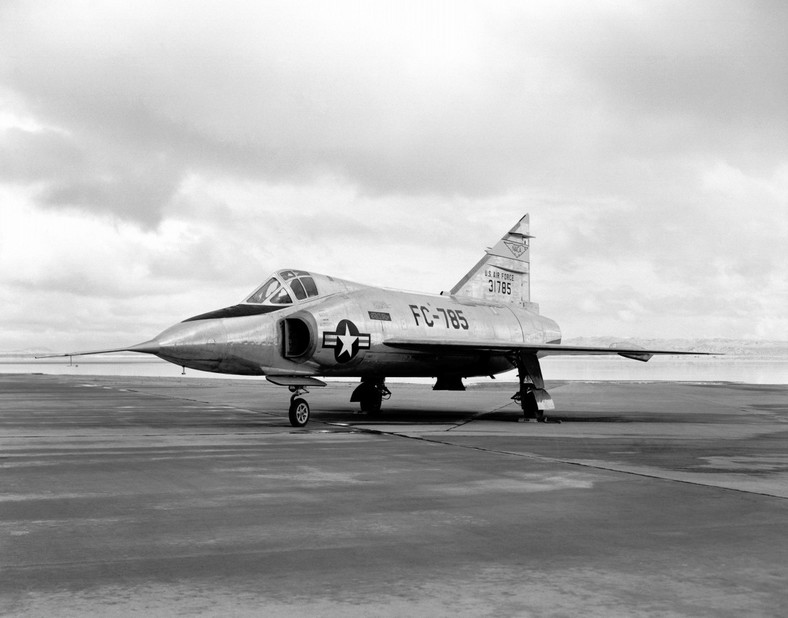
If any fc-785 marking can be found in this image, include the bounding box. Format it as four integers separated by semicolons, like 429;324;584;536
40;214;713;427
409;305;469;329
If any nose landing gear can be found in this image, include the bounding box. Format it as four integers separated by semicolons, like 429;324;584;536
288;386;311;427
266;376;327;428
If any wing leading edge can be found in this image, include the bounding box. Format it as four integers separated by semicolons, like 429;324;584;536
383;338;714;362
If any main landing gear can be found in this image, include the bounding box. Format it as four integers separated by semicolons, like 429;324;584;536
288;386;311;427
350;377;391;414
511;352;556;423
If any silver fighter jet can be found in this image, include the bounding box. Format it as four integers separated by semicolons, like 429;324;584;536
45;214;708;426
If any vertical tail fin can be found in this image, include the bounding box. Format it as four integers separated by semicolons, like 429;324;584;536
449;214;539;312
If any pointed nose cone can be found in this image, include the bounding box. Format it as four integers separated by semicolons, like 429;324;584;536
151;320;228;363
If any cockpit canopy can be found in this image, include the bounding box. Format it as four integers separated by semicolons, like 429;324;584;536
245;270;319;306
182;269;365;323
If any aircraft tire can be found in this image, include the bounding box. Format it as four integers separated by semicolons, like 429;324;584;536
360;396;382;415
521;391;539;420
289;398;310;427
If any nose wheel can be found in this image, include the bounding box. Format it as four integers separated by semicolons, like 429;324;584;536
288;387;311;427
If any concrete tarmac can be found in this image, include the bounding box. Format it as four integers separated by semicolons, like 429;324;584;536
1;374;787;616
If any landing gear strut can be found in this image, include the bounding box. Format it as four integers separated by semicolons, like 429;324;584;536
510;352;555;423
288;386;311;427
350;377;391;414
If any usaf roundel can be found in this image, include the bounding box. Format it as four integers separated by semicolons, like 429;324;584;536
322;320;371;363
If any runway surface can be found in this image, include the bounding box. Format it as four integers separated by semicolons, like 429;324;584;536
1;374;787;616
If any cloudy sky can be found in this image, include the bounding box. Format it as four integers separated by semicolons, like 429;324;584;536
1;0;786;352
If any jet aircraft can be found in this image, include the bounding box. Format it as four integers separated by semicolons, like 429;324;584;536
44;214;707;426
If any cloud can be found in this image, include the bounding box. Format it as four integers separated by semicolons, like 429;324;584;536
0;0;786;349
3;0;782;225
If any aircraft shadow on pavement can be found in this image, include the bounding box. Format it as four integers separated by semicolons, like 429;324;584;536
309;408;648;425
312;407;494;424
307;406;715;426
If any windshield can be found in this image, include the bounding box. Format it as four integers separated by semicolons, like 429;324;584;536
268;287;292;304
246;277;281;304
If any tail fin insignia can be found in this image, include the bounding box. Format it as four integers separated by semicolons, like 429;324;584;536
504;239;528;258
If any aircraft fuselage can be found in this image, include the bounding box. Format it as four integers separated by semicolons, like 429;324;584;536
152;279;562;381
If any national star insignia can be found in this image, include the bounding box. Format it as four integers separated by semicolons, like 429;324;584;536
322;319;371;363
